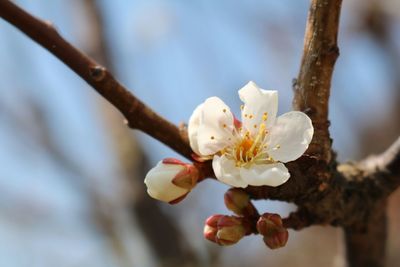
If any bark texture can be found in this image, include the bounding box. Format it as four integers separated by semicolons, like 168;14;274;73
293;0;342;164
1;1;399;266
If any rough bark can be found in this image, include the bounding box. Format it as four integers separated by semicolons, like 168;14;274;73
344;201;387;267
293;0;342;164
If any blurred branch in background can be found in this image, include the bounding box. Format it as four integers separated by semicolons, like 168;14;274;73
357;0;400;156
82;1;202;266
356;2;400;266
0;1;399;267
0;95;133;267
0;0;193;160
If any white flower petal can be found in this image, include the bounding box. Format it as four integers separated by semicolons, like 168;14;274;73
266;111;314;163
238;81;278;136
144;161;188;202
188;103;204;155
212;155;248;188
196;97;235;156
240;163;290;187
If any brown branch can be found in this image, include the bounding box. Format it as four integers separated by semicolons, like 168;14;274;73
0;0;192;160
282;209;321;230
0;0;338;205
293;0;342;163
344;200;387;267
2;1;399;266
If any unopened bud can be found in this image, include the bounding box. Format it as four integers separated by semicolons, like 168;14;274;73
257;213;289;249
263;228;288;249
204;215;223;242
144;158;199;204
203;215;246;246
224;188;256;216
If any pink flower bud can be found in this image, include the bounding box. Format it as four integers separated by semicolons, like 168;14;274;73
263;228;288;249
205;214;224;228
144;158;199;204
224;188;256;216
203;215;246;246
257;213;288;249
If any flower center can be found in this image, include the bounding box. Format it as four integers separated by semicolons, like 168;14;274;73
235;137;257;161
222;123;274;167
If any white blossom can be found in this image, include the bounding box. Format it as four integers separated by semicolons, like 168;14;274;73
188;81;314;188
144;159;198;203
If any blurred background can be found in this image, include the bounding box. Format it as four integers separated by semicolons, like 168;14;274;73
0;0;399;266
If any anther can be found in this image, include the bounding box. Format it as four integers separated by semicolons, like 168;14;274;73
262;112;268;121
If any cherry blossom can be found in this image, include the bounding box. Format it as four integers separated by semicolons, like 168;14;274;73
188;81;313;188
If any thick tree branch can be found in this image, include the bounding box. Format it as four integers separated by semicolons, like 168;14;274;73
293;0;342;163
2;2;399;266
283;209;321;230
344;201;387;267
0;0;192;160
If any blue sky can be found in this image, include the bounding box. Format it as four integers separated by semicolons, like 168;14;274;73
0;1;398;266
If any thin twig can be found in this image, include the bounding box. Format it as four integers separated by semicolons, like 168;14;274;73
2;2;400;266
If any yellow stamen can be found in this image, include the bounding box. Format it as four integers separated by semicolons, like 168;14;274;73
262;112;268;121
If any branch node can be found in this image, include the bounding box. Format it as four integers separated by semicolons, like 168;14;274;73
89;65;106;82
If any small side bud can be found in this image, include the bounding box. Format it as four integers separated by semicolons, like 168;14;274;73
203;215;246;246
257;213;289;249
144;158;199;204
224;188;256;216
